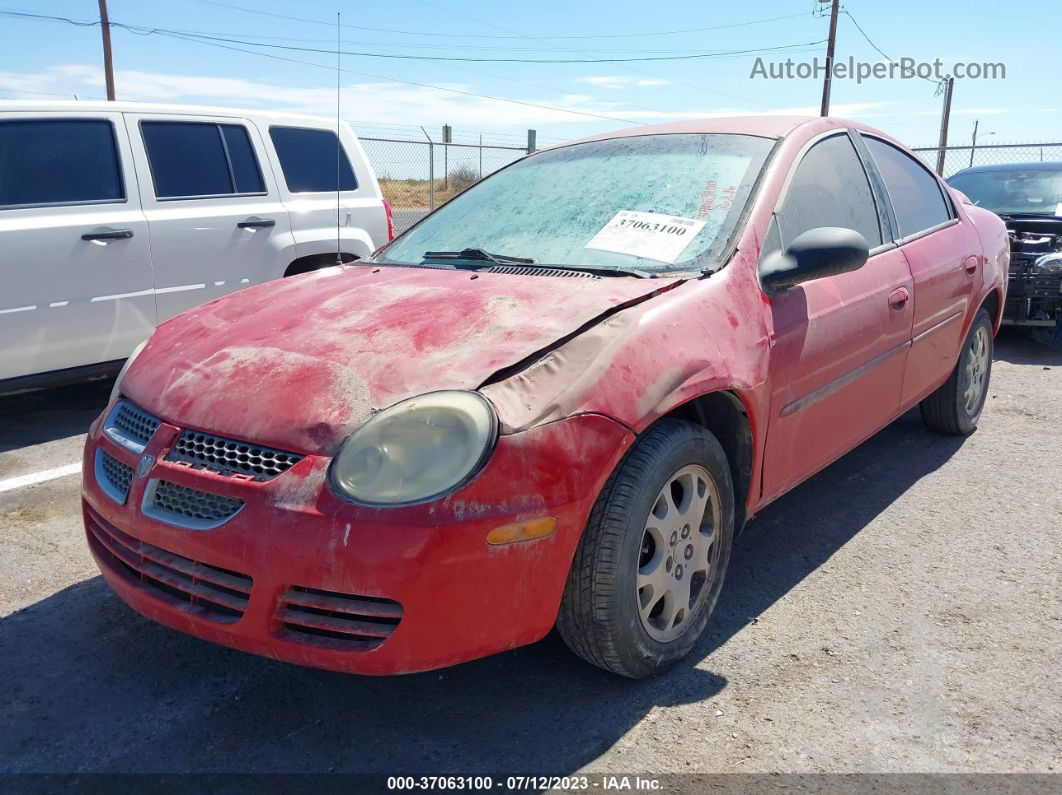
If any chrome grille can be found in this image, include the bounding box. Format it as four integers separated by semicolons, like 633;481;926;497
86;505;252;622
166;430;302;481
111;401;161;447
144;480;244;529
96;450;133;504
278;585;403;650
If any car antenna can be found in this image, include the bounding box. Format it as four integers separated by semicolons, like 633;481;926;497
335;10;342;267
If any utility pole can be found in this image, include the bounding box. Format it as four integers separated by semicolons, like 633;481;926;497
98;0;116;100
935;76;954;176
819;0;840;117
969;120;979;169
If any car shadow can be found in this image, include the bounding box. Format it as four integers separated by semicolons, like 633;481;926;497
699;408;966;658
992;327;1062;366
0;378;114;452
0;408;967;774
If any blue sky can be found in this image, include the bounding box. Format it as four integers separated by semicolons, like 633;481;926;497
0;0;1058;148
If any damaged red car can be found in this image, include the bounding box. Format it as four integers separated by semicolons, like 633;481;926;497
82;117;1007;678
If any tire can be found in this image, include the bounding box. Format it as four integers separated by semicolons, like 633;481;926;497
557;419;734;679
920;308;994;435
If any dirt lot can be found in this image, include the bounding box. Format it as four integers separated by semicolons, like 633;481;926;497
0;330;1058;775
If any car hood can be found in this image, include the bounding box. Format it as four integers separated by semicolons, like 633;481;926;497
122;264;680;455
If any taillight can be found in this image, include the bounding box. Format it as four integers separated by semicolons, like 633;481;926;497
383;198;394;242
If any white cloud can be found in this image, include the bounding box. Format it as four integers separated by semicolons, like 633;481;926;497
0;64;669;128
581;75;671;88
0;65;891;133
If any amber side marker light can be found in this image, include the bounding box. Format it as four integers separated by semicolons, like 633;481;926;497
486;517;558;545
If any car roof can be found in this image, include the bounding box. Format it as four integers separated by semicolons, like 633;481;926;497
558;115;903;148
0;99;346;129
950;161;1062;176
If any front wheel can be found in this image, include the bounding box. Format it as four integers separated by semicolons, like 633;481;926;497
557;419;734;679
920;307;994;435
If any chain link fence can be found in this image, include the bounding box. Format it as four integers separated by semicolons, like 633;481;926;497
357;127;1062;234
358;130;539;235
911;141;1062;178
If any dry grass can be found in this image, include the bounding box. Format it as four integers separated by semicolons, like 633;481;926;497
378;165;481;209
378;179;460;209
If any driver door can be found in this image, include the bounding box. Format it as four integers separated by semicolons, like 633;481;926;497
760;132;914;502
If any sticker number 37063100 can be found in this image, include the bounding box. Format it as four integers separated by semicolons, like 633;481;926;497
585;210;706;265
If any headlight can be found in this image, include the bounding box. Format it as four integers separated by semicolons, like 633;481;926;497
329;390;497;505
109;339;149;404
1033;252;1062;276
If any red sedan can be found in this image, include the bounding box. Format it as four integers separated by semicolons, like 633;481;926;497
82;116;1007;678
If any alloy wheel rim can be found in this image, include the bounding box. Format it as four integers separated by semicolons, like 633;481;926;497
962;325;990;415
636;464;722;643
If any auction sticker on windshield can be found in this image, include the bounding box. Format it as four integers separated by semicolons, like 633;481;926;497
585;210;706;264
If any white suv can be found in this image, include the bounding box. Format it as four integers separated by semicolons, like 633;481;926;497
0;101;393;394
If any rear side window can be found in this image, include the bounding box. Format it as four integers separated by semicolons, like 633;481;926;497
863;136;952;238
269;126;357;193
141;121;264;199
0;119;124;208
778;134;883;249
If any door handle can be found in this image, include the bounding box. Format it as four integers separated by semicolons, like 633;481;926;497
237;218;276;229
962;255;979;275
82;229;133;241
889;287;910;311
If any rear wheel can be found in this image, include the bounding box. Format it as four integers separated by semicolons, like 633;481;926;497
920;308;993;435
557;419;734;678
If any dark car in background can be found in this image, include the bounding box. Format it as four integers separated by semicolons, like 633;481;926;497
948;162;1062;345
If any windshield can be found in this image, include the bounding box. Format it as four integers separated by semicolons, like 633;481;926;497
376;133;775;274
948;168;1062;216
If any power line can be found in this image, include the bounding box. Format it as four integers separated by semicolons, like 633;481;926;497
196;1;814;41
842;8;943;88
15;12;806;53
149;31;831;64
137;27;654;126
407;0;801;112
0;8;656;124
0;8;825;126
0;11;825;64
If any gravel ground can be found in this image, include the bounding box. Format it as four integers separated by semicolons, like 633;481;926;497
0;330;1058;776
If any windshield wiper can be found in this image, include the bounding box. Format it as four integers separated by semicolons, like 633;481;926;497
422;249;654;278
423;248;535;265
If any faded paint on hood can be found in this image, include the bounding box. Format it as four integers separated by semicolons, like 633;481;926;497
121;264;680;455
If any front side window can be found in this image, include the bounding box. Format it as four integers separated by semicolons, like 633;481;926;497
141;121;264;199
778;134;883;249
269;127;357;193
378;133;775;274
947;168;1062;217
0;119;124;208
863;136;952;238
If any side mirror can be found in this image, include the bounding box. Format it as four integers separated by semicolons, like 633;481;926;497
759;226;870;293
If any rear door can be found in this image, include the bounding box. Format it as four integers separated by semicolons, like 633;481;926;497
761;131;914;501
123;112;294;322
0;112;154;380
858;135;981;405
266;124;386;259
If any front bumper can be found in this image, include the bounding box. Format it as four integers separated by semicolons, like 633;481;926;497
1002;254;1062;328
82;403;633;675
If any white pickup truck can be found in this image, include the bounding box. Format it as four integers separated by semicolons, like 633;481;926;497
0;100;393;393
